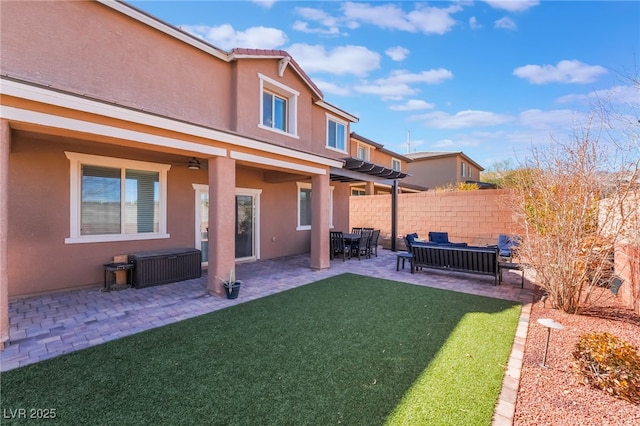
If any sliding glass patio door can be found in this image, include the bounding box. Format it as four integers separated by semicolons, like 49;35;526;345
194;185;261;265
235;188;261;261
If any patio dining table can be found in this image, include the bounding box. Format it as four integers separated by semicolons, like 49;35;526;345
342;233;361;243
342;233;361;259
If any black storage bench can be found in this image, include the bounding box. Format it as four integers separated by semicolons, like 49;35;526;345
128;248;202;288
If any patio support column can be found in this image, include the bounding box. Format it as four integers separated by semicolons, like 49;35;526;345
365;181;375;195
0;120;10;350
391;179;398;252
310;172;329;270
207;156;236;297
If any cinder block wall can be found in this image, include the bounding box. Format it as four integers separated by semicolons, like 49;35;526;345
349;189;518;247
350;189;640;314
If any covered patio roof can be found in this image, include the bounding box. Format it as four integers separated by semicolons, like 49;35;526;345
330;157;408;183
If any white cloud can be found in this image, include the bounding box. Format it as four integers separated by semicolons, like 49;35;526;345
386;46;410;62
286;44;380;77
482;0;540;12
354;83;418;100
381;69;454;85
431;138;458;148
314;79;351;96
252;0;276;8
181;24;287;50
494;17;517;30
513;60;608;84
293;7;343;35
557;85;640;105
292;20;342;35
469;16;482;29
341;2;462;35
518;109;579;130
390;99;435;111
413;110;514;129
353;69;453;101
407;4;463;35
342;2;415;31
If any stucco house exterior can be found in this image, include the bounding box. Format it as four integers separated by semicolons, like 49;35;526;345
0;1;407;348
403;151;484;189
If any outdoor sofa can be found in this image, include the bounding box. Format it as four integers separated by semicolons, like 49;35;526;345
409;243;500;285
405;232;468;248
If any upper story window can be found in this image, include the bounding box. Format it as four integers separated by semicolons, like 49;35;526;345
461;162;466;178
258;73;299;138
356;144;370;161
391;158;401;171
65;152;170;244
262;91;287;131
326;114;347;152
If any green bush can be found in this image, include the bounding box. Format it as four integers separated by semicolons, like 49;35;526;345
572;332;640;404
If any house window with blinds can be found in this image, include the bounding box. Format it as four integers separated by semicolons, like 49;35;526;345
81;166;159;235
65;152;170;243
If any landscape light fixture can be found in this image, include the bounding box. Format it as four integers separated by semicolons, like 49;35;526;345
537;318;564;368
187;157;201;170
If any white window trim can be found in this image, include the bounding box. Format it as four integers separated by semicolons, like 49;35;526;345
391;158;401;171
258;73;299;139
296;182;312;231
236;187;263;261
329;186;335;229
325;114;348;153
356;144;370;161
296;182;334;231
64;152;170;244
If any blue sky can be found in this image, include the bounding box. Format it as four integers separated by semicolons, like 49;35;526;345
129;0;640;169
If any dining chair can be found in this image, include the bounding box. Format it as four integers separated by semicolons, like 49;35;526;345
368;229;380;257
329;231;348;261
354;229;373;260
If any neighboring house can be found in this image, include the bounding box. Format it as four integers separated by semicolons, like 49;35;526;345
348;133;424;195
0;1;407;348
403;152;485;189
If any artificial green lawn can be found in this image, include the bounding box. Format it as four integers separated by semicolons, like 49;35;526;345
1;273;521;425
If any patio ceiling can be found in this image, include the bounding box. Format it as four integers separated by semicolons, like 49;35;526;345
330;157;408;183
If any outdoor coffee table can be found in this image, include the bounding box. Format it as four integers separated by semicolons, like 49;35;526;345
499;262;525;288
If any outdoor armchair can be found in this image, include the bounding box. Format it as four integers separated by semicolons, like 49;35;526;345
497;234;520;260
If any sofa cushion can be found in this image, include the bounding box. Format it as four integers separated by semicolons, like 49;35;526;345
406;233;419;244
429;232;449;244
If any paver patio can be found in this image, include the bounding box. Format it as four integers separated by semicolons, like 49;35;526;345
0;248;534;425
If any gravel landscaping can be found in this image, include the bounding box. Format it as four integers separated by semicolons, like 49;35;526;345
514;287;640;425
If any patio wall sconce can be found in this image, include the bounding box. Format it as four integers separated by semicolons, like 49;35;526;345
187;157;201;170
537;318;564;368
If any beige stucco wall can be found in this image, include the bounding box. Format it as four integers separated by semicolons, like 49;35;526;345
404;157;457;189
1;1;233;130
6;131;350;298
232;58;337;158
404;156;480;189
349;189;518;247
0;0;353;302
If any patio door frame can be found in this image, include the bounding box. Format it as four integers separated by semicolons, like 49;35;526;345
235;187;262;262
193;184;261;266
